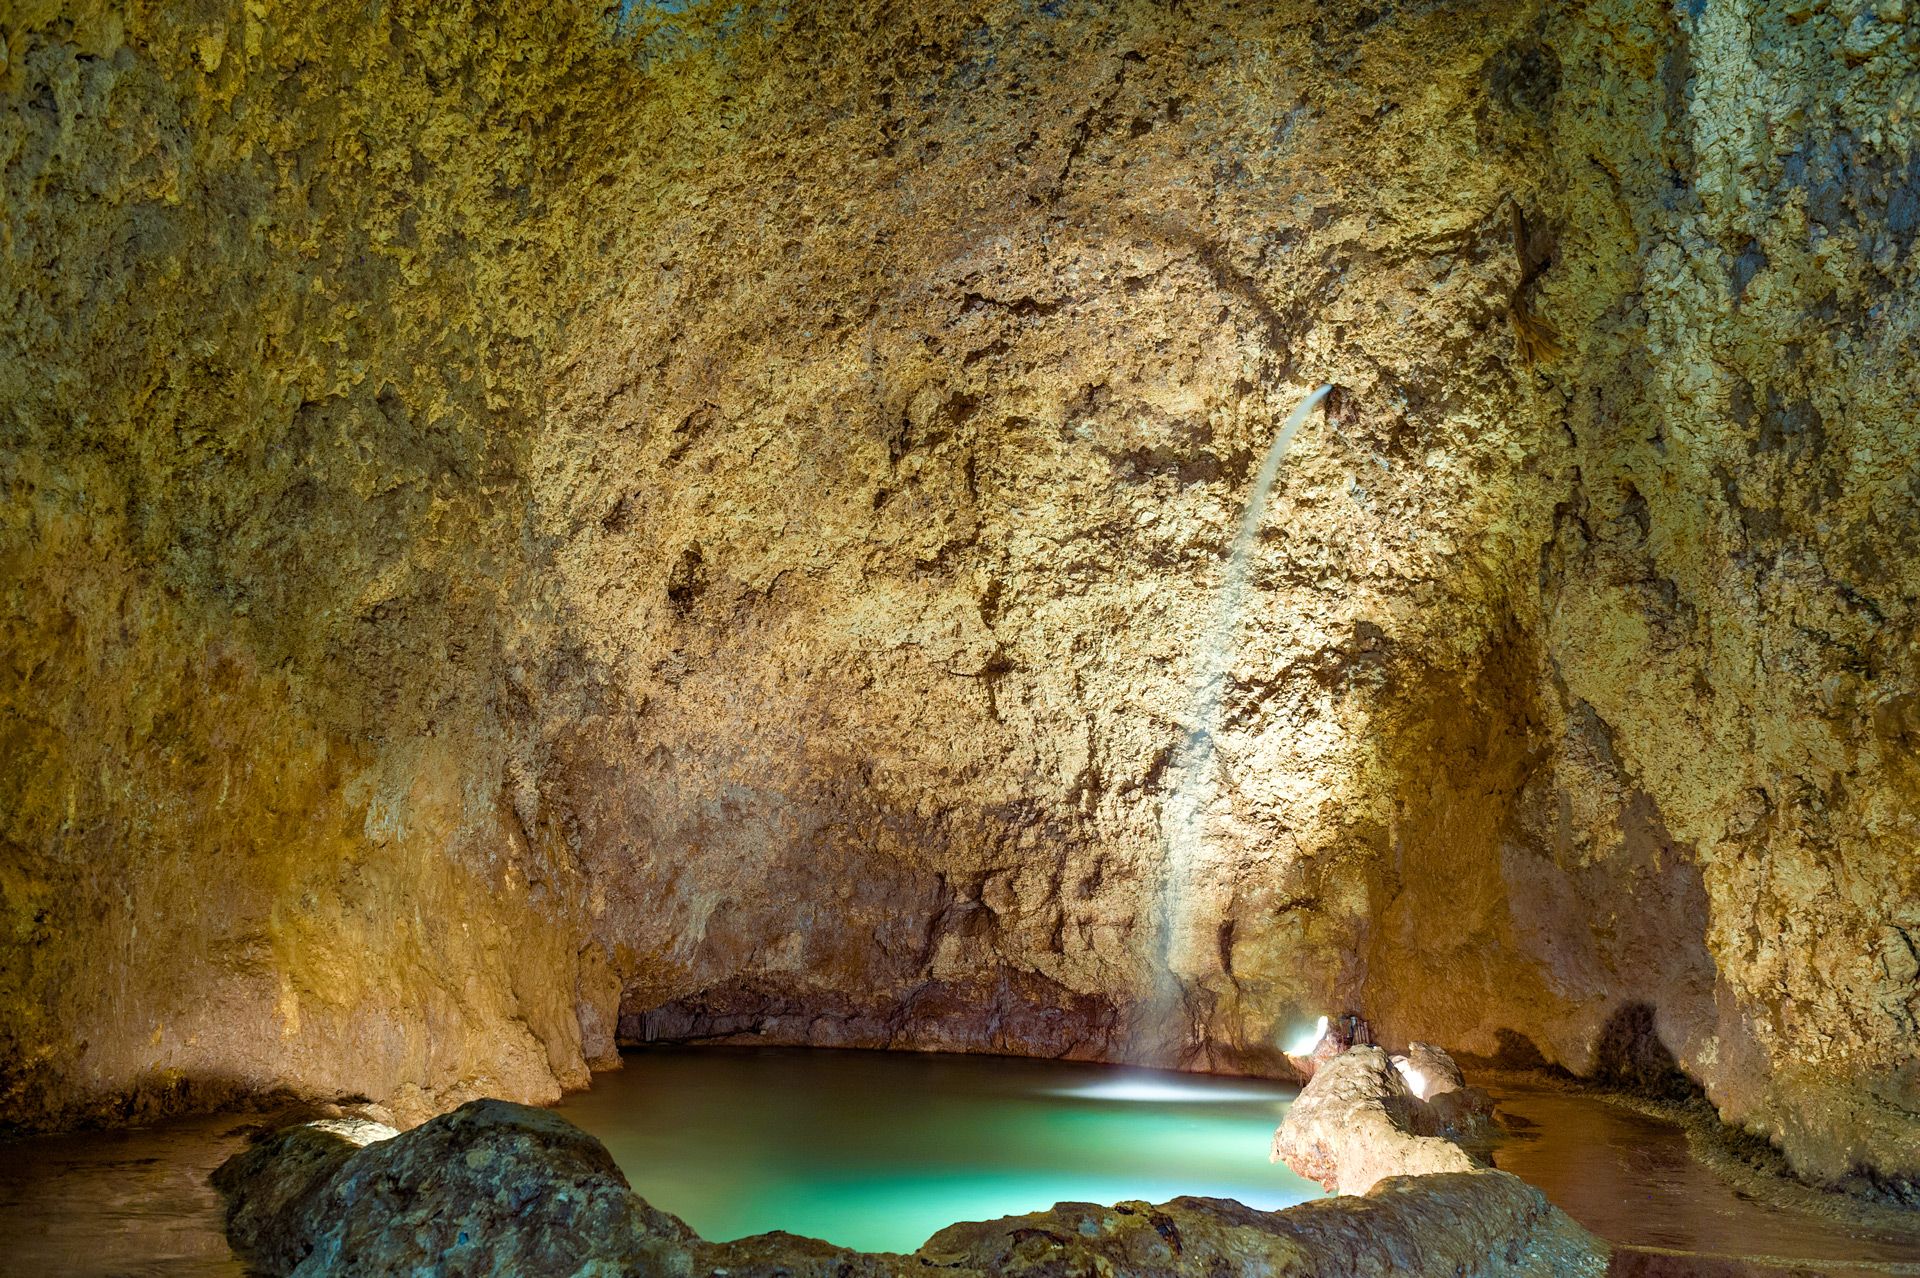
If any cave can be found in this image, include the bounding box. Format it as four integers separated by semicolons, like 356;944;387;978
2;0;1918;1274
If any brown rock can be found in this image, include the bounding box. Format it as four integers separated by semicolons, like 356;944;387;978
1272;1046;1481;1195
2;0;1916;1200
220;1100;1607;1278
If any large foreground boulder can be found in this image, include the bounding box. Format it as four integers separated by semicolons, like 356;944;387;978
213;1117;398;1273
219;1094;1607;1277
923;1175;1603;1278
216;1100;693;1277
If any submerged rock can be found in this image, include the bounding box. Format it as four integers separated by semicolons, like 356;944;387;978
219;1097;1606;1277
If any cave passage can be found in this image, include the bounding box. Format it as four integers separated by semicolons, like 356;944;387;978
5;1051;1919;1274
4;0;1920;1271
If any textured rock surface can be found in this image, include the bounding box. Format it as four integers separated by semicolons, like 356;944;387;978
0;0;627;1128
213;1117;397;1274
218;1099;1606;1277
914;1176;1606;1278
3;0;1917;1196
216;1100;694;1277
1272;1046;1481;1194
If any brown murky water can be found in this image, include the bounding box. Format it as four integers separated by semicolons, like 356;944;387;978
0;1053;1913;1275
0;1114;250;1276
1486;1080;1920;1272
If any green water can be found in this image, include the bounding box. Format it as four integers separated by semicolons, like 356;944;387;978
553;1047;1323;1253
5;1049;1916;1273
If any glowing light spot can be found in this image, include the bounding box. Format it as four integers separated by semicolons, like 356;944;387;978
1393;1058;1429;1100
1285;1015;1329;1057
1050;1075;1290;1105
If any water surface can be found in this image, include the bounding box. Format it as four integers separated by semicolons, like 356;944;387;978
3;1051;1917;1274
556;1047;1321;1252
0;1114;250;1277
1485;1079;1920;1271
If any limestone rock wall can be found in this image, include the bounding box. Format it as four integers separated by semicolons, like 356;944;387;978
0;0;624;1126
3;0;1915;1194
1524;0;1920;1190
542;0;1556;1073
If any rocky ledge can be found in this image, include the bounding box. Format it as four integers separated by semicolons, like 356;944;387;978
215;1049;1608;1277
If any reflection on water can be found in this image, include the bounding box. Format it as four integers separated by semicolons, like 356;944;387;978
1486;1081;1920;1269
556;1047;1321;1252
1046;1075;1296;1104
0;1053;1914;1274
0;1114;250;1277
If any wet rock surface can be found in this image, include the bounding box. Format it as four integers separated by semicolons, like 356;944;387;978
219;1097;1607;1277
1272;1046;1484;1195
218;1100;693;1277
3;0;1917;1202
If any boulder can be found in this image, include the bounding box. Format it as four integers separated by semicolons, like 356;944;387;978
1272;1046;1481;1194
213;1117;397;1274
219;1091;1606;1278
1398;1042;1468;1097
920;1179;1604;1278
214;1099;695;1277
1396;1042;1500;1141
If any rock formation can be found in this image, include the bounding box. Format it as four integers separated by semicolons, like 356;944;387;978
1272;1045;1494;1195
217;1098;1609;1277
3;0;1916;1201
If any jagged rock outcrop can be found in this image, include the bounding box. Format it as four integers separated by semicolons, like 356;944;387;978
1272;1046;1484;1195
217;1098;1608;1277
3;0;1916;1198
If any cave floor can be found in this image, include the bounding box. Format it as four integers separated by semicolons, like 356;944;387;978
0;1050;1915;1275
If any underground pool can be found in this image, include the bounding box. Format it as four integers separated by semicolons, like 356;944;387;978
5;1048;1918;1275
552;1047;1323;1252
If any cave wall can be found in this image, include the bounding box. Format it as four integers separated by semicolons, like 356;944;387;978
2;0;1914;1192
1525;0;1920;1189
0;0;628;1126
540;0;1559;1072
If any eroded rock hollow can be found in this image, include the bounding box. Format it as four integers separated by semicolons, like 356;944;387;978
3;0;1916;1197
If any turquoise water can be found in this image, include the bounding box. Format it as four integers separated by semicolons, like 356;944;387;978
554;1047;1323;1252
5;1049;1916;1273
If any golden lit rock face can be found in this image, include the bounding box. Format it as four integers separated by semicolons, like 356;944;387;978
0;0;621;1126
1524;0;1920;1187
2;0;1915;1192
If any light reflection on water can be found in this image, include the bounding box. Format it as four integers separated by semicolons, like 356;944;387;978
554;1047;1319;1252
2;1050;1915;1274
1046;1074;1296;1104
